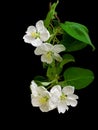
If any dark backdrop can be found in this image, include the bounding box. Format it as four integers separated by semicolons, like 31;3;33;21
7;0;97;128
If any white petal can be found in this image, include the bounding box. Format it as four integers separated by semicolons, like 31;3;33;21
41;54;53;64
66;99;78;107
34;43;53;55
50;85;62;103
50;85;62;99
37;86;49;96
68;94;79;100
40;104;51;112
36;20;44;32
31;38;42;47
40;29;50;41
62;86;75;95
49;100;57;110
53;53;62;62
36;20;50;41
43;43;53;51
58;102;68;113
26;26;36;34
30;81;38;96
34;45;47;55
50;95;59;105
23;35;34;43
31;80;38;88
31;96;40;107
52;44;66;53
50;85;61;96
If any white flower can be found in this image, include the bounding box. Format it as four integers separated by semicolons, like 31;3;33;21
30;80;55;112
23;20;50;47
50;85;78;113
34;43;66;64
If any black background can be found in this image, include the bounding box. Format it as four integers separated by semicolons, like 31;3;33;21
6;0;97;128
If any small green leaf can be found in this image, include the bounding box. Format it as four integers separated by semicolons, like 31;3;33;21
34;76;46;81
44;0;59;28
60;21;95;51
40;81;52;86
63;67;94;89
60;54;75;68
34;76;51;86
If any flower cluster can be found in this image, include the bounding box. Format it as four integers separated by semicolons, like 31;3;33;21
30;81;78;113
23;19;78;113
23;1;95;114
23;20;65;64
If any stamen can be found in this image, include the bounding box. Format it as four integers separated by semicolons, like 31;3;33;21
39;96;49;104
46;52;52;59
31;32;40;38
60;93;67;100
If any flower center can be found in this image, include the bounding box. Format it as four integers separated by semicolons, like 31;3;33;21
31;32;40;38
46;51;52;60
60;93;67;100
39;96;49;104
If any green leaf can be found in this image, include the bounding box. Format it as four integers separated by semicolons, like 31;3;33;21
63;67;94;89
34;76;46;81
34;76;51;86
60;54;75;68
60;33;87;52
44;0;59;28
60;21;95;51
34;76;46;85
40;81;51;86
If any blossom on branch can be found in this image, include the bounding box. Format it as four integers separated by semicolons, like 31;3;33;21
50;85;79;113
34;43;66;64
23;20;50;47
30;81;56;112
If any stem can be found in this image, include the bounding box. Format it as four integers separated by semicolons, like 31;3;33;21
49;2;52;10
47;26;62;44
47;78;59;90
